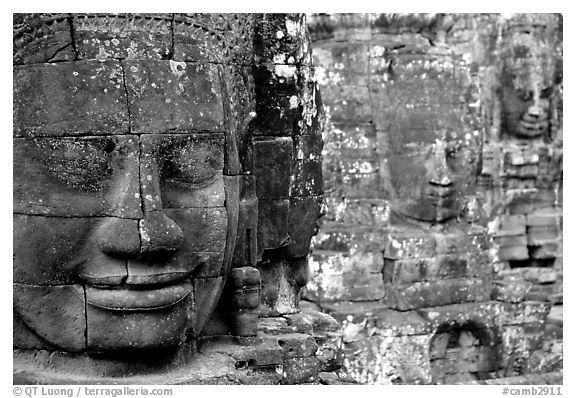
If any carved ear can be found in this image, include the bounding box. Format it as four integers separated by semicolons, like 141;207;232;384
232;175;259;267
253;137;293;261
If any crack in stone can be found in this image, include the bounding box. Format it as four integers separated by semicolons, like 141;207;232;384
13;213;143;220
82;284;89;351
137;136;144;255
66;16;79;60
169;14;175;60
119;61;133;134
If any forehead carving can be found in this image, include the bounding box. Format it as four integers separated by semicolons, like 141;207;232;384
13;13;255;64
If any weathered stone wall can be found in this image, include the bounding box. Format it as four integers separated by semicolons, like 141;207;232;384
303;13;562;384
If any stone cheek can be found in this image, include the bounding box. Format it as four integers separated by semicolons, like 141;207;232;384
13;284;86;352
13;215;98;285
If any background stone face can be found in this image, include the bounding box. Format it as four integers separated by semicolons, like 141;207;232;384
304;13;562;384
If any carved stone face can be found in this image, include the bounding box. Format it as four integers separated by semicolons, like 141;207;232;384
387;140;460;224
501;68;552;139
14;59;238;353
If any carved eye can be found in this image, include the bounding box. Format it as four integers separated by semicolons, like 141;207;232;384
540;86;554;99
160;139;223;188
33;138;112;191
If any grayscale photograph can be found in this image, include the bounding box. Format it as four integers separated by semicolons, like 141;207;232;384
12;13;563;387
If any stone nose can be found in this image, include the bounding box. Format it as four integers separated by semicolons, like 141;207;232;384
97;217;141;257
97;140;183;258
138;212;184;256
96;212;184;257
428;145;455;187
526;104;544;118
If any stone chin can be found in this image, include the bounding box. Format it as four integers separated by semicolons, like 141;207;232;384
514;119;549;138
14;279;214;353
391;195;459;224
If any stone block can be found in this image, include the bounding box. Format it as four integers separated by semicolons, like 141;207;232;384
282;357;320;384
313;43;370;85
291;134;324;197
492;280;531;303
14;136;142;218
333;123;378;157
378;111;467;153
73;14;172;60
14;61;129;137
252;64;301;96
523;267;557;284
507;191;556;215
252;92;301;136
273;333;318;359
498;214;527;235
259;317;298;335
339;171;381;199
525;348;563;375
253;137;293;199
527;225;560;245
124;60;225;134
282;313;314;334
530;242;560;260
497;245;530;262
254;14;309;65
343;334;432;384
324;85;372;123
383;230;436;260
322;276;385;302
382;278;492;311
230;311;259;337
14;283;86;352
384;254;468;284
430;345;499;375
370;308;431;336
417;302;503;332
499;301;551;326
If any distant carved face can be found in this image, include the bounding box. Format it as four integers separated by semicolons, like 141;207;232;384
500;37;555;139
387;140;461;224
501;69;552;139
13;59;239;353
